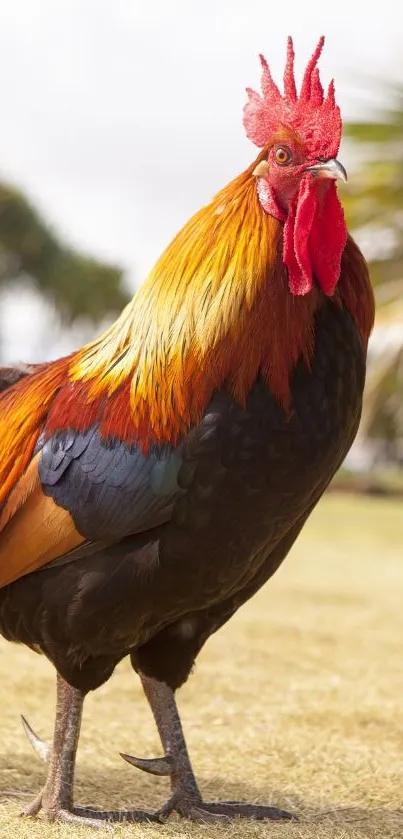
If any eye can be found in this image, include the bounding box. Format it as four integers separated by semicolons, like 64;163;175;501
274;146;292;166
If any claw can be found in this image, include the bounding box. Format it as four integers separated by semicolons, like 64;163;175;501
120;752;173;776
21;715;50;763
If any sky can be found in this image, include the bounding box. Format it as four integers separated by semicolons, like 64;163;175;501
0;0;402;359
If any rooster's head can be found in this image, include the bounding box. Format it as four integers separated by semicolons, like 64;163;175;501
244;36;347;297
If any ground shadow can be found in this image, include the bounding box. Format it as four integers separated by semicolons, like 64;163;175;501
1;753;402;836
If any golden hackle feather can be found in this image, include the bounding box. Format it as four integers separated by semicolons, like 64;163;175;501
69;154;323;443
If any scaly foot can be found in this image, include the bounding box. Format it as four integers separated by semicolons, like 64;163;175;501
158;793;294;822
123;674;297;823
121;750;293;822
22;788;161;828
21;677;161;828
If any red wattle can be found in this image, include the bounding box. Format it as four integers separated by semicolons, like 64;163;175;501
308;182;347;295
283;201;311;296
282;179;346;297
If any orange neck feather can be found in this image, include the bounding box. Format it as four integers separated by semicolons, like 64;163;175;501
69;158;332;445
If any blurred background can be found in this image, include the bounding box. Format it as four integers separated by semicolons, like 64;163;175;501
0;0;402;488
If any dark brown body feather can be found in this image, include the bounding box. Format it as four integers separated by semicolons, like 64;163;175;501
0;299;365;693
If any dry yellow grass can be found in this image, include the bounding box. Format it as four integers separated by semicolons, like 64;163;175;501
0;493;402;839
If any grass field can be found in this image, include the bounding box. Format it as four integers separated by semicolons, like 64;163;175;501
0;494;402;839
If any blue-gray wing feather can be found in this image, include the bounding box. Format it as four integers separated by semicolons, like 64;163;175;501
39;426;184;543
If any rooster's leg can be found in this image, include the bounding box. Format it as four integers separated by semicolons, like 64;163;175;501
127;674;295;823
22;673;160;827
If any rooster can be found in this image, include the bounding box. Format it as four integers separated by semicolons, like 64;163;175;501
0;37;374;826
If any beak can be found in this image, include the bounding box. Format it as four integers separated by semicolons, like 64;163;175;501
306;158;348;183
253;160;270;178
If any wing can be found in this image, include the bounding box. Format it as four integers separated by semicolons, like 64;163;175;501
0;425;184;587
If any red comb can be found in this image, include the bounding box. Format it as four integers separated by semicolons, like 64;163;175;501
243;37;341;159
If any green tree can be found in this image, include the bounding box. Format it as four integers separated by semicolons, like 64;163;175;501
0;182;130;322
344;86;403;461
